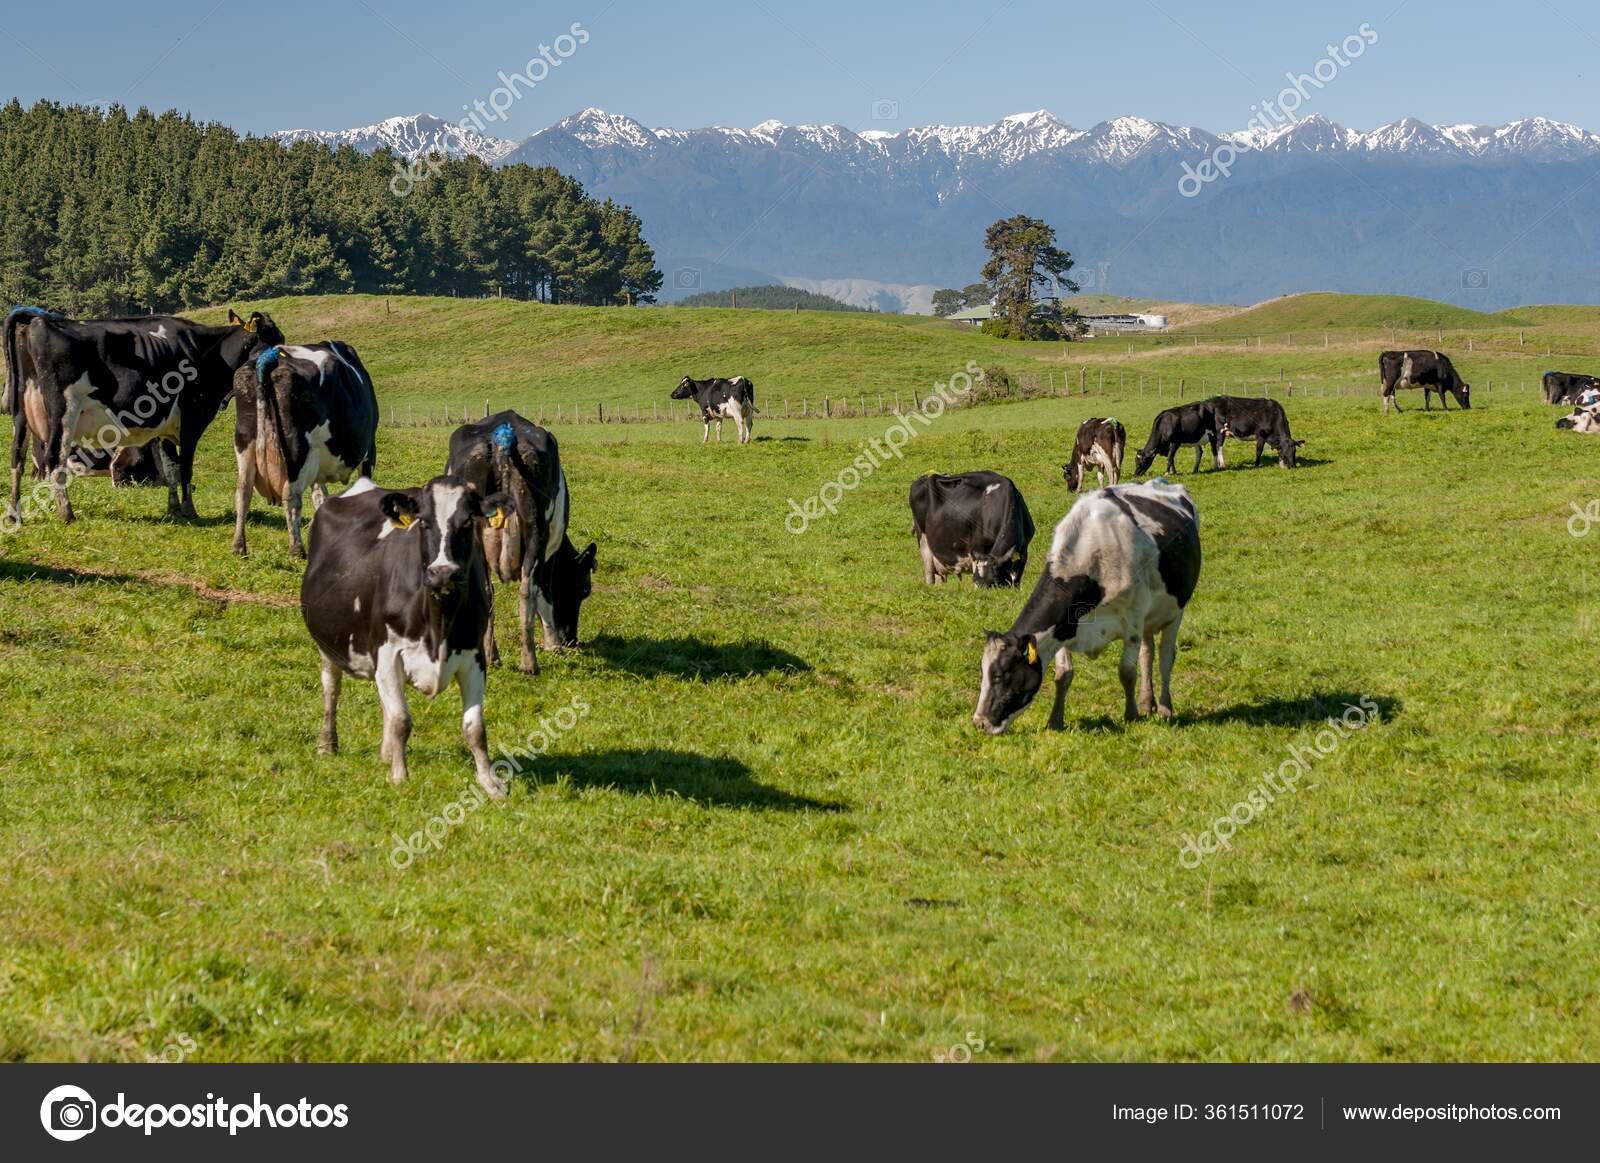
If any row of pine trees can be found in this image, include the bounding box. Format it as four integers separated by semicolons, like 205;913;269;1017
0;100;663;317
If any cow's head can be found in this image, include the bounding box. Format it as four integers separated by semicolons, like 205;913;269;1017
973;630;1044;734
1132;447;1157;476
1456;382;1472;409
1279;438;1304;468
535;539;598;647
1062;458;1083;492
225;309;285;364
670;376;695;400
380;477;511;595
973;551;1024;588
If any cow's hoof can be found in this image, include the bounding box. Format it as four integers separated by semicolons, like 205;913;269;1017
389;770;408;785
1157;705;1174;720
519;660;540;677
232;542;247;557
318;737;337;756
477;773;508;800
289;546;306;561
1046;715;1066;731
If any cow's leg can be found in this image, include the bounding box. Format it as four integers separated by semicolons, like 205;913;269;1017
170;435;199;520
1440;388;1450;411
1424;387;1432;411
1120;637;1141;721
1045;648;1075;730
517;572;539;675
1137;634;1155;716
1192;442;1203;473
701;418;709;443
743;408;753;443
153;440;183;518
458;658;505;799
1254;435;1266;467
1156;614;1182;719
232;448;256;555
715;418;724;442
1213;434;1225;470
1166;449;1178;474
311;482;328;509
285;485;306;559
482;578;500;668
376;649;412;784
318;653;341;754
6;416;25;525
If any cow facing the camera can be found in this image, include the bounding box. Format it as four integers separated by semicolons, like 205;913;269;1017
974;480;1201;733
300;476;514;798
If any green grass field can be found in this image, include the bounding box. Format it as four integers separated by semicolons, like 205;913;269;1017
2;296;1598;1061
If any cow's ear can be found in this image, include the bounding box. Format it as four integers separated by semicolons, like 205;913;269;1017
381;493;420;529
580;540;597;566
228;309;243;326
1294;439;1306;447
477;491;513;529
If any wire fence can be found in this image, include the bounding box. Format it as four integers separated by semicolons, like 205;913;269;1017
384;369;1544;428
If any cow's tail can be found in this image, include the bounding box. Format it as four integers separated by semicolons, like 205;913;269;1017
4;306;55;416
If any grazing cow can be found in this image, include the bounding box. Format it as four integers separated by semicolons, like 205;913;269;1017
446;411;597;674
232;343;379;557
1062;417;1127;491
671;375;755;443
910;471;1034;587
300;475;514;798
1132;401;1221;476
1542;370;1600;405
1556;404;1600;433
1209;396;1304;468
1378;350;1471;414
974;480;1201;733
4;306;282;524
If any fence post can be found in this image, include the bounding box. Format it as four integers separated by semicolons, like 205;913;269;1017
483;400;489;418
557;404;562;424
891;392;899;414
824;397;831;417
597;403;604;424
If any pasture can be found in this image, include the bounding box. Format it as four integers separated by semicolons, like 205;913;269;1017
1;297;1598;1061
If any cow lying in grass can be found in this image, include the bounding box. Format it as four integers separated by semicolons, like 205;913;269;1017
1556;404;1600;433
974;480;1201;732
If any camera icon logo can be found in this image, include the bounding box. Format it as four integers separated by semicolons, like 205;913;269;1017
1461;268;1489;290
871;98;899;120
40;1084;97;1141
672;267;701;290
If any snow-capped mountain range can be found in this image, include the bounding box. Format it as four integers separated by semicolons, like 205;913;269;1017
276;108;1600;167
272;108;1600;311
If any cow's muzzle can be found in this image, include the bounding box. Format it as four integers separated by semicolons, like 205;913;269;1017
426;564;461;592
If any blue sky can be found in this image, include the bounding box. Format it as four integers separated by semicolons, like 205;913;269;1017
3;0;1597;138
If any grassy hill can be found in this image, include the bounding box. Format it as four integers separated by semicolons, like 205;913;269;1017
672;285;866;311
1175;292;1529;335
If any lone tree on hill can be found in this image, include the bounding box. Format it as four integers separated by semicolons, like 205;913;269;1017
980;214;1079;339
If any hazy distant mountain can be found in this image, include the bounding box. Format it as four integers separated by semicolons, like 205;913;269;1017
276;113;518;163
275;109;1600;310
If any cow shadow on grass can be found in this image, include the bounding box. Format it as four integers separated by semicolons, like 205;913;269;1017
524;748;845;812
589;634;810;680
1194;691;1400;728
122;509;275;528
0;559;136;586
753;435;812;443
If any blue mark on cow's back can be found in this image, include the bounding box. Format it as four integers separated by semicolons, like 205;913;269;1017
255;345;286;383
492;421;515;451
7;305;62;321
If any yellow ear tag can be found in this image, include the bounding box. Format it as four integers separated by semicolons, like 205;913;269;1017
1011;550;1022;563
1026;641;1039;665
487;508;508;530
393;512;415;530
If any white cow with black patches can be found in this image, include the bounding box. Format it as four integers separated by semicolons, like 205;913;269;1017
974;480;1201;733
301;475;513;797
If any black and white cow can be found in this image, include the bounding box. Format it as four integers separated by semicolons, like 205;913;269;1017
1208;396;1303;468
1132;401;1222;476
1556;404;1600;433
1062;417;1126;491
1543;371;1600;406
4;307;282;524
300;475;513;798
910;471;1034;587
446;411;597;674
671;375;755;444
1378;350;1471;414
232;342;380;557
974;480;1201;733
